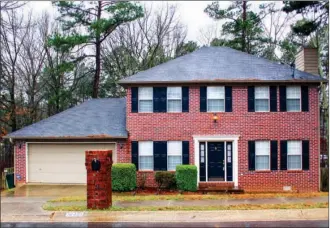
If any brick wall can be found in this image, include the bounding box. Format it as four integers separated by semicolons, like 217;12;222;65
125;85;320;192
14;141;26;184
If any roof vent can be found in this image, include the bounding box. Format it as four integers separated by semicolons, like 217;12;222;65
290;62;295;78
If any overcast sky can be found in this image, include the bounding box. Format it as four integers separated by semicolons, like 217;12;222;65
24;1;289;44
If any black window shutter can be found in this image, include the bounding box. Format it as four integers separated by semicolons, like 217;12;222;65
270;141;278;170
225;86;232;112
182;87;189;112
131;87;138;113
131;141;139;170
302;140;309;170
280;141;287;170
301;86;309;112
153;141;167;171
279;86;287;112
248;141;255;171
182;141;189;164
270;86;277;112
153;87;167;113
200;87;207;112
248;86;255;112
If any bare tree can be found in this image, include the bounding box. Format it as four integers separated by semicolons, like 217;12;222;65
0;9;31;131
101;3;188;97
197;24;222;46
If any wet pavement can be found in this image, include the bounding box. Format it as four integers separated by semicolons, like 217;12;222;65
1;184;86;197
2;220;329;227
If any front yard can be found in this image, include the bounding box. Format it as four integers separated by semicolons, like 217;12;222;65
43;192;328;211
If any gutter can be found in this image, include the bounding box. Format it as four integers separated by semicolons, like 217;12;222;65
3;136;128;140
118;79;327;87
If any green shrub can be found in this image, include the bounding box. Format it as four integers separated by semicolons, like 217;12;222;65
175;165;197;192
155;171;176;190
112;163;136;191
321;168;328;192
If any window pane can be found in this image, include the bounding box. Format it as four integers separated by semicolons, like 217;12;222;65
168;155;182;171
167;87;181;99
287;99;300;111
288;141;301;155
207;99;224;112
139;156;153;170
255;99;269;112
255;87;269;99
168;141;182;156
256;155;269;170
288;155;301;169
255;141;270;156
139;100;153;112
168;100;182;112
207;86;224;99
139;141;153;156
287;86;301;99
139;87;153;99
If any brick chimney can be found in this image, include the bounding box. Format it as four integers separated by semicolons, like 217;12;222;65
295;47;319;76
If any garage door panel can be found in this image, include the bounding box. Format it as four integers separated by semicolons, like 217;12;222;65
28;143;115;184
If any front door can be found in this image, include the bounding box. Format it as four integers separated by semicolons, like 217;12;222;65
207;142;225;181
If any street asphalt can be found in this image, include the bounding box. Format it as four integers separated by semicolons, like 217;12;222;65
2;220;329;227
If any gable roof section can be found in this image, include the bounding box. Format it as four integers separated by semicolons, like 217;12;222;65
119;47;325;85
6;98;127;139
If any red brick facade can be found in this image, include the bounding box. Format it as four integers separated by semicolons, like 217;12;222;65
14;84;320;192
125;85;320;192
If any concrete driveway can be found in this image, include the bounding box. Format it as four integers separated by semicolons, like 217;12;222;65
1;184;86;217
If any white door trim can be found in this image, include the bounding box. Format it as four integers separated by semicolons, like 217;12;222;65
193;135;239;187
25;141;117;183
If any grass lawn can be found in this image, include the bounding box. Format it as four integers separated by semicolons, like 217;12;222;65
43;202;329;211
48;192;328;203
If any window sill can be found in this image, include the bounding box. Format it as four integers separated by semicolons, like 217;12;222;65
137;170;154;173
254;170;272;173
287;170;304;173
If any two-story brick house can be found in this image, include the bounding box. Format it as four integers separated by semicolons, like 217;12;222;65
7;47;326;192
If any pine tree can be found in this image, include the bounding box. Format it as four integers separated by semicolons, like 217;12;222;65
48;1;143;98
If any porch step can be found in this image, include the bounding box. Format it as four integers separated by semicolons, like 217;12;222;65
198;182;244;194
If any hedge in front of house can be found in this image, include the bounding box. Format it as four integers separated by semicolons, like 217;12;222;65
111;163;136;191
175;165;197;192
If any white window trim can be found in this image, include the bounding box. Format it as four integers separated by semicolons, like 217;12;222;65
287;141;302;170
255;141;270;171
255;86;270;112
167;87;182;113
167;141;183;171
138;87;153;113
138;141;154;171
207;86;225;112
286;86;301;112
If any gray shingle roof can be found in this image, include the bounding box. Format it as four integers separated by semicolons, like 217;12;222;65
6;98;127;139
119;47;325;84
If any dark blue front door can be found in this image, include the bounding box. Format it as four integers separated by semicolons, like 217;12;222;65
207;142;225;181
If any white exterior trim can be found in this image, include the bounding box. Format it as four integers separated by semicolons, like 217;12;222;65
193;135;239;187
25;141;117;183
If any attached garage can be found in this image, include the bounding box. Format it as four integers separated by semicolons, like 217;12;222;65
27;143;116;184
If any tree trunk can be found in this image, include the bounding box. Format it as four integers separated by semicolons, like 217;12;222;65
92;1;102;98
242;1;247;52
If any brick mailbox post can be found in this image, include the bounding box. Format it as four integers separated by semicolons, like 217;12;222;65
85;150;112;209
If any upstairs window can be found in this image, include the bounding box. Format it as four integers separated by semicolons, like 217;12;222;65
286;86;301;112
167;87;182;112
207;86;225;112
138;87;153;112
139;141;153;170
167;141;182;171
255;87;269;112
255;141;270;170
287;141;302;170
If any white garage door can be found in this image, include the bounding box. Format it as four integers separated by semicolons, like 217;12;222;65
28;143;116;184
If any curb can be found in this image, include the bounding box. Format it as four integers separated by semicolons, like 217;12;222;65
1;208;328;223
